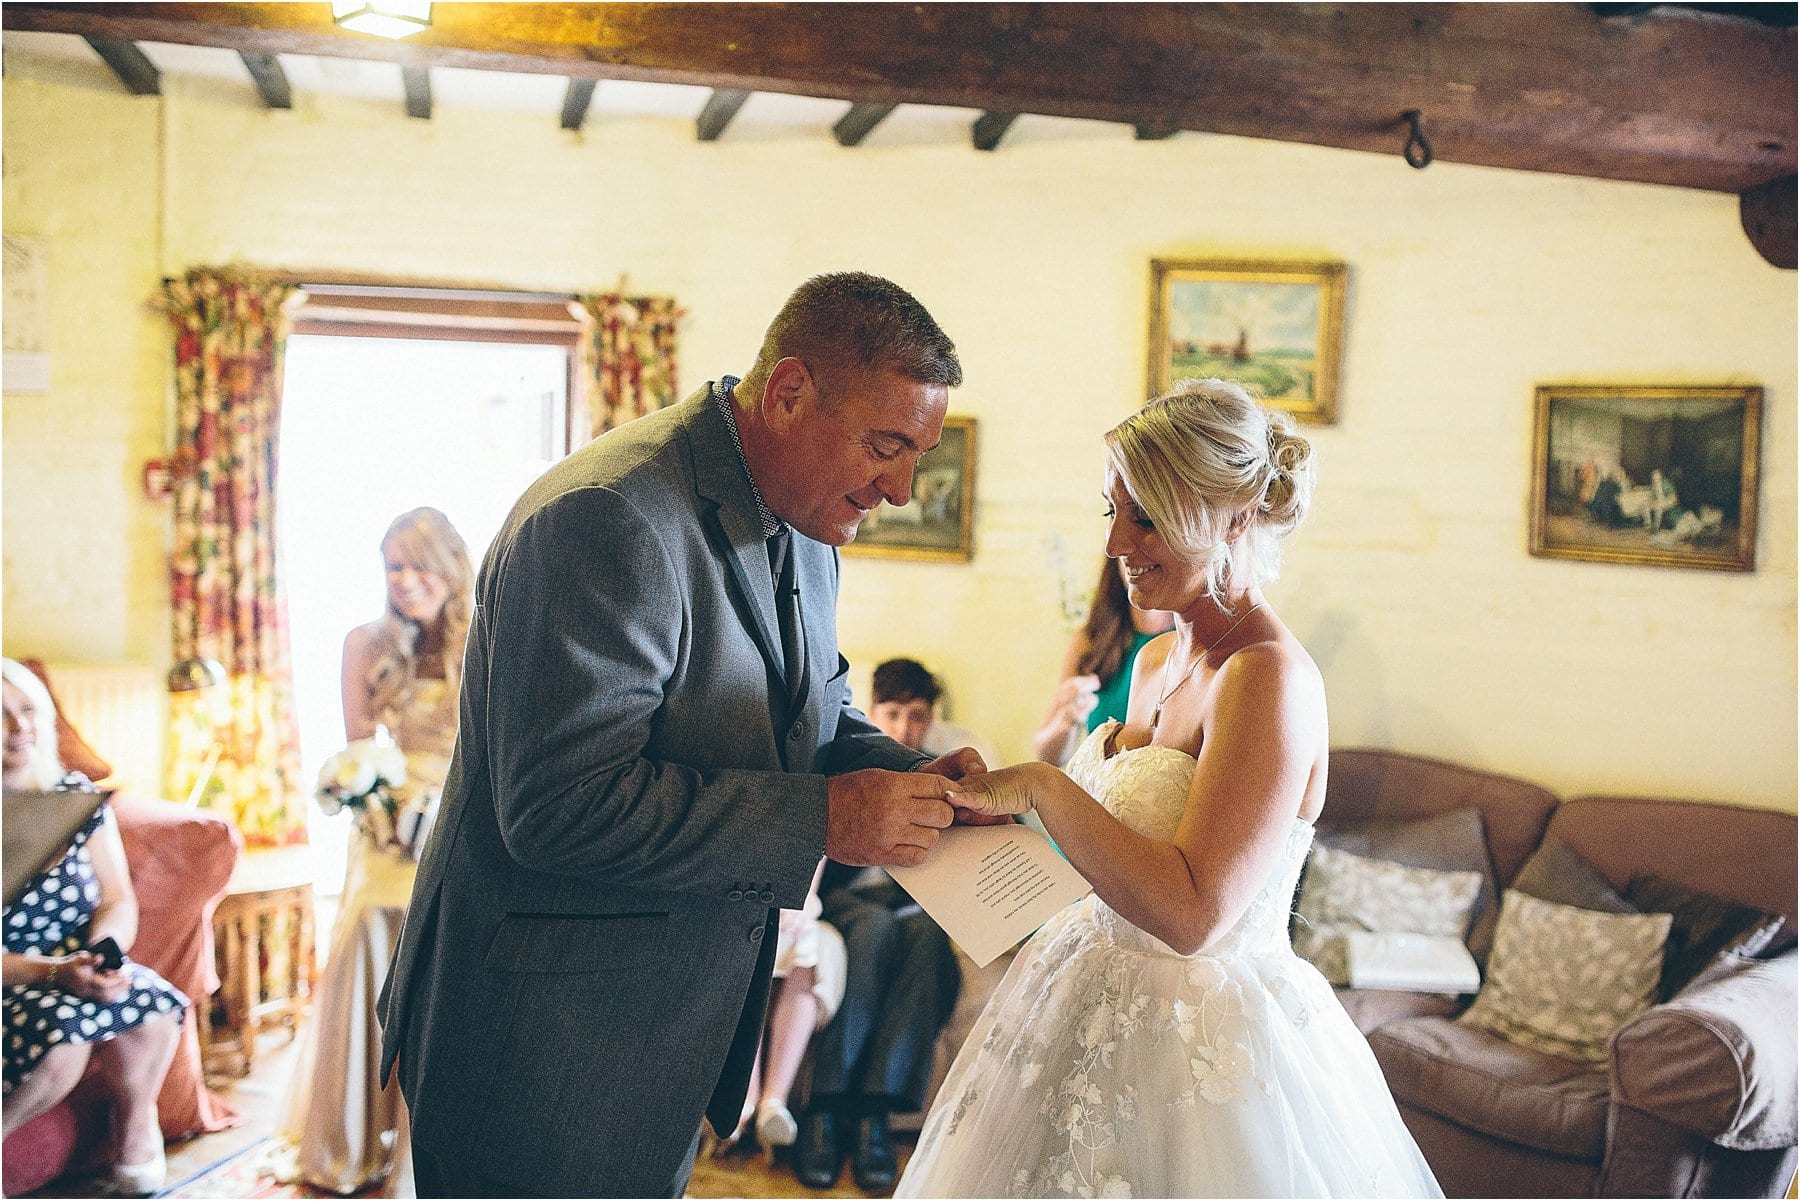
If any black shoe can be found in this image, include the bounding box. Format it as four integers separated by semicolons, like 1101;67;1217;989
851;1112;898;1192
793;1110;845;1190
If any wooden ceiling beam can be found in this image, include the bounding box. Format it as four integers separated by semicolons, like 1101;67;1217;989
237;50;291;109
401;64;431;119
696;88;750;141
1741;174;1796;268
560;77;597;130
832;101;895;147
8;3;1792;193
82;35;159;95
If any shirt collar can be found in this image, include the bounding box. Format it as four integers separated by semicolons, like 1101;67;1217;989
710;376;783;540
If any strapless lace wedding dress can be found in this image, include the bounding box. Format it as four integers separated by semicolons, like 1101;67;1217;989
897;722;1442;1199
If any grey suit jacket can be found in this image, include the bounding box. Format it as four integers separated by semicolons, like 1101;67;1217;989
377;387;925;1196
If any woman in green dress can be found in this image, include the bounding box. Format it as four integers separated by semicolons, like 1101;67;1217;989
1032;558;1173;765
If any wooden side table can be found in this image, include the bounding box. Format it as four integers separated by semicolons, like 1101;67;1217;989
202;847;317;1077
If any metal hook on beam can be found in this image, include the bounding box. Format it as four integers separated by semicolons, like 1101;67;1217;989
1401;110;1433;169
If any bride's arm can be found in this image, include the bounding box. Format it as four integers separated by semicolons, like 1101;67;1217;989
954;645;1321;957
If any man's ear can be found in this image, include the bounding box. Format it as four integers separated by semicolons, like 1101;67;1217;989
761;358;815;435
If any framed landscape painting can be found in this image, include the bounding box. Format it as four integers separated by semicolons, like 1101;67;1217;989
1529;384;1761;572
1149;257;1347;424
843;415;977;562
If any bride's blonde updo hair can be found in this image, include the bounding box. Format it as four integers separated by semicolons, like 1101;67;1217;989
1104;378;1316;603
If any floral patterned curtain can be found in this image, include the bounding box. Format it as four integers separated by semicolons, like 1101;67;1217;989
574;293;683;445
162;269;307;846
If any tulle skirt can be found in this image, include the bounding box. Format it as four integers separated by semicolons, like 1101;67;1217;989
897;899;1442;1199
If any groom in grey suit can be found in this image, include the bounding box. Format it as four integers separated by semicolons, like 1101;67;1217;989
378;273;981;1197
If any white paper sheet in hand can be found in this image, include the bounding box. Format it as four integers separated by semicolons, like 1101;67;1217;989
887;822;1092;968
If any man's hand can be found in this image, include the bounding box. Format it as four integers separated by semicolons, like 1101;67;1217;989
826;768;956;869
914;746;986;782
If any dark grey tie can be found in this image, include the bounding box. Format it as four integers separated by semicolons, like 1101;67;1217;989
766;528;805;700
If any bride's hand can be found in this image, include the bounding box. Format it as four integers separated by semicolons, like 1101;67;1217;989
947;762;1047;819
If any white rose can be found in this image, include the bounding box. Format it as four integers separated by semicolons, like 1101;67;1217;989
373;744;408;786
317;791;343;816
334;758;378;796
317;750;349;792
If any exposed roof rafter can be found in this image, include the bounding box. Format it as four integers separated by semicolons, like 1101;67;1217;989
401;63;431;119
696;87;750;141
560;77;597;130
82;34;159;95
238;50;291;109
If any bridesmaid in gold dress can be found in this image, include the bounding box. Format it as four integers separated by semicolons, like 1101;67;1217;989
278;507;471;1196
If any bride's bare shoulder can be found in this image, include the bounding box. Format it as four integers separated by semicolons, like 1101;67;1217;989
1212;637;1325;706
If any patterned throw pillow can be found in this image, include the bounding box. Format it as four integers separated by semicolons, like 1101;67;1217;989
1460;888;1672;1063
1294;844;1483;986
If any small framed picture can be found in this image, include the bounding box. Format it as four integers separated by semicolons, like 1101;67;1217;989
1149;257;1348;424
843;415;977;562
1529;384;1762;572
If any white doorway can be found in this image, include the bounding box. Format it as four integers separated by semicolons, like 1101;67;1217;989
278;333;570;893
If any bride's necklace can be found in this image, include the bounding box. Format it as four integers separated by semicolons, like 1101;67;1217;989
1150;602;1263;731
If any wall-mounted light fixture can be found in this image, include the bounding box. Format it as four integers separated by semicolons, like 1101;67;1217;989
331;0;433;40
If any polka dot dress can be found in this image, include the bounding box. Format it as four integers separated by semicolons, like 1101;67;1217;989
3;800;188;1095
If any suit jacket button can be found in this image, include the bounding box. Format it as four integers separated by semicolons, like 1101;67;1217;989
727;889;744;901
749;925;765;942
759;890;776;904
788;726;803;741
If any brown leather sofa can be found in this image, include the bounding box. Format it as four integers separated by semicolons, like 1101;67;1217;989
1323;750;1798;1199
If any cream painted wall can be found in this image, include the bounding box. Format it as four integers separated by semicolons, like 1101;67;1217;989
5;70;1794;810
3;77;169;665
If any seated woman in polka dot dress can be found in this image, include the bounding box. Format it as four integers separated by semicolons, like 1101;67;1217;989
1;659;187;1197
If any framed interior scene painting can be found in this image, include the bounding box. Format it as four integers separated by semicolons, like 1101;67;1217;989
843;414;977;562
1529;384;1762;572
1149;257;1347;424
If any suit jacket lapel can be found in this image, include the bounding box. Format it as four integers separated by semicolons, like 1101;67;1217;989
686;388;788;686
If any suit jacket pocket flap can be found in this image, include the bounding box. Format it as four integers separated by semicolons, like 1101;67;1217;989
483;911;670;975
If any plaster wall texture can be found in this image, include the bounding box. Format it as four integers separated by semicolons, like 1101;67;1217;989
4;73;1793;809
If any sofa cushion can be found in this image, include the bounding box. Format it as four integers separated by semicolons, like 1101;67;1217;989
1371;1015;1613;1159
1512;838;1635;914
1293;845;1481;984
1333;986;1463;1035
1461;889;1670;1064
1550;797;1798;956
1624;873;1787;1001
1319;750;1557;886
1314;807;1501;962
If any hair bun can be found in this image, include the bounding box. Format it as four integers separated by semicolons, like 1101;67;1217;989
1260;419;1315;528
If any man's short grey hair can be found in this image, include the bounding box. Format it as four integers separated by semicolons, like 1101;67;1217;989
741;272;962;399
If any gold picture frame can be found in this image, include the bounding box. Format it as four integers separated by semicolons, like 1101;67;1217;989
1529;384;1761;572
842;415;977;563
1149;257;1348;424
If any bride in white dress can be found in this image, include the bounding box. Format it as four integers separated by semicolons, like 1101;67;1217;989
279;508;471;1197
899;380;1440;1199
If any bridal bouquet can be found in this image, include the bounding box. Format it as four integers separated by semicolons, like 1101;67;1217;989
316;736;434;858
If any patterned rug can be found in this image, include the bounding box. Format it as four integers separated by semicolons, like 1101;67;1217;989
159;1139;377;1200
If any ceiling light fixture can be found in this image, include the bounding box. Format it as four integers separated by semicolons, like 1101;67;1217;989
331;0;433;40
